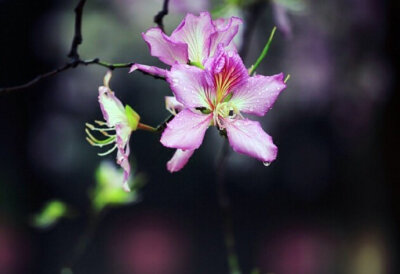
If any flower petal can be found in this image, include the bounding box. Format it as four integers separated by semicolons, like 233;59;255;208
165;96;184;114
98;86;127;127
205;46;248;100
129;63;167;78
160;109;212;150
115;125;132;192
225;119;278;163
231;73;286;116
209;17;243;57
167;64;213;108
167;149;195;172
170;12;215;64
142;27;189;65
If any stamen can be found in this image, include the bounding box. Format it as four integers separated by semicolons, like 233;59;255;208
85;123;116;132
95;120;107;126
85;128;116;144
97;144;118;156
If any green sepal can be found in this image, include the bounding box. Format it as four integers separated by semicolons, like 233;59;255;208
189;61;205;69
223;93;233;102
196;107;212;114
125;105;140;131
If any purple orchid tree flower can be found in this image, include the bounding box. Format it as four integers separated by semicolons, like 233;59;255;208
86;71;141;192
130;11;243;77
160;46;287;172
130;12;245;172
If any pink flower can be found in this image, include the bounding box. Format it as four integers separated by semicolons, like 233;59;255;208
130;12;242;77
86;72;140;192
160;46;287;172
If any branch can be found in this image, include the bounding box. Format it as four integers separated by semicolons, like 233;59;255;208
0;59;167;95
0;0;167;95
68;0;87;61
154;0;170;32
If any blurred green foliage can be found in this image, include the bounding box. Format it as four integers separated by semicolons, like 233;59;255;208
33;200;67;229
91;161;145;212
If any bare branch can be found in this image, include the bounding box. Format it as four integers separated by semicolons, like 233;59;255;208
0;0;168;94
0;64;72;94
68;0;87;61
154;0;169;32
0;59;166;94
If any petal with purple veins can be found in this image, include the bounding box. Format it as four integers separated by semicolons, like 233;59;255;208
170;12;215;64
167;64;214;108
209;17;243;57
225;118;278;163
231;73;286;116
142;27;189;65
160;109;212;150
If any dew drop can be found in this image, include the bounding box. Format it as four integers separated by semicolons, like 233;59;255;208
263;161;271;167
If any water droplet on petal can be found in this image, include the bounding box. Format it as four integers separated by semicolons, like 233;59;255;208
263;161;271;167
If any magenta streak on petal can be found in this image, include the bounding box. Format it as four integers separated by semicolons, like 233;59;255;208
160;109;212;150
130;63;167;78
225;118;278;163
167;149;195;172
207;46;249;102
142;27;188;66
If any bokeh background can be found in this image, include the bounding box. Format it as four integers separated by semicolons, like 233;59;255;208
0;0;399;273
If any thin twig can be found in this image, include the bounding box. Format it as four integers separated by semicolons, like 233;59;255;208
68;0;87;61
216;139;242;274
0;59;134;94
0;0;166;95
0;63;73;93
154;0;170;32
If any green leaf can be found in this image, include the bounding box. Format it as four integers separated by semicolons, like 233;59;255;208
91;161;145;212
32;200;67;229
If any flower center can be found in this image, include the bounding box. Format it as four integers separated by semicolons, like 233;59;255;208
212;101;242;129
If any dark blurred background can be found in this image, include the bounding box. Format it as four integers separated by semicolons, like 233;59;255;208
0;0;399;273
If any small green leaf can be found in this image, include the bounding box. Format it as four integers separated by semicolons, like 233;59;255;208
125;105;140;131
32;200;67;229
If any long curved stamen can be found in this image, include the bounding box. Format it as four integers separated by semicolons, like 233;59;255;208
97;144;118;156
86;123;116;131
86;136;116;147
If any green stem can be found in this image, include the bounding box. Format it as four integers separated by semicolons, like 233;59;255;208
248;26;277;76
92;60;133;69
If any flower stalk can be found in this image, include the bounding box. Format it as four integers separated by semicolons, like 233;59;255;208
249;26;277;76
